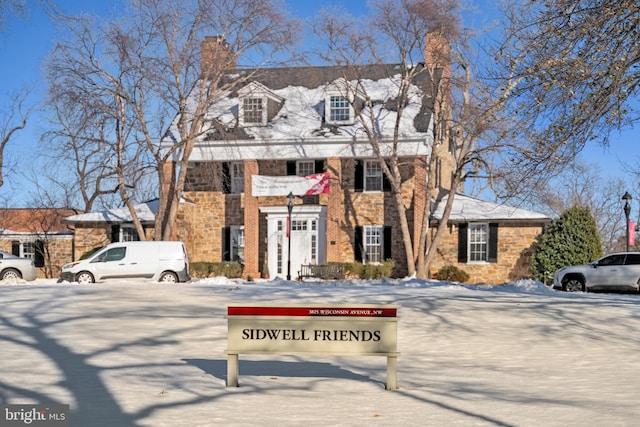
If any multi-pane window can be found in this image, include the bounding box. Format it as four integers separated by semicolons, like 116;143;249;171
364;225;383;263
365;160;383;191
230;226;245;262
296;160;315;177
22;242;35;259
121;225;140;242
231;162;244;193
291;220;308;231
469;223;488;262
329;95;350;122
243;97;264;124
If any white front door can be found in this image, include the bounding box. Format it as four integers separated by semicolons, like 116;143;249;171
261;206;327;280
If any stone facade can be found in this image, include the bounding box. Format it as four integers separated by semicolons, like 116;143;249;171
180;156;424;278
428;221;544;284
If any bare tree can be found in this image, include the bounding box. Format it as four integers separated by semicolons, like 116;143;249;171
501;0;640;171
313;0;533;278
520;161;630;253
45;0;299;240
0;0;25;28
0;88;30;188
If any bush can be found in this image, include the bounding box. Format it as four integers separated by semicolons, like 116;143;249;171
434;265;470;283
531;205;603;284
343;260;395;279
190;261;243;278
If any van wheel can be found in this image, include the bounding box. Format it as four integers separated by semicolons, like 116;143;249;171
76;272;95;284
159;272;178;283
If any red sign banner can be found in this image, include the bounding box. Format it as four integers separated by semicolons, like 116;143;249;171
227;306;397;317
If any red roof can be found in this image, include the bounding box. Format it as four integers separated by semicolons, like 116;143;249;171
0;209;81;233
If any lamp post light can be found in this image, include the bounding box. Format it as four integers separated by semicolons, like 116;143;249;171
622;191;632;252
286;191;294;281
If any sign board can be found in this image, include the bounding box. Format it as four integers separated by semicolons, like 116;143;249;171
225;304;399;389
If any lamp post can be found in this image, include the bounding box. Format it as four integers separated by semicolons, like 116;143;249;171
622;191;632;252
286;191;294;280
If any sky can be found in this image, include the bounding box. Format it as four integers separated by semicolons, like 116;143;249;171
0;0;637;209
1;275;639;425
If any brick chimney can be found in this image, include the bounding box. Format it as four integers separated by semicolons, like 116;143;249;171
200;36;237;76
425;32;450;80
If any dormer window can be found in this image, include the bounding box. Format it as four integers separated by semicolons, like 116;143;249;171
243;97;264;125
329;95;350;122
324;78;364;126
238;82;284;127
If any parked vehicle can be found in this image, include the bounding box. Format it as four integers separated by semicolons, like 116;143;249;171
0;250;37;281
61;241;190;284
553;252;640;292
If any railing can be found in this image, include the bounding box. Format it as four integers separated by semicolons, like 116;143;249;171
298;264;344;280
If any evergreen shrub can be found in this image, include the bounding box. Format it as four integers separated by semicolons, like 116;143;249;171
190;261;243;278
434;265;470;283
531;205;603;284
343;260;395;279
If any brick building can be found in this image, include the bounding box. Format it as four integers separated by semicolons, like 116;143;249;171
62;37;550;283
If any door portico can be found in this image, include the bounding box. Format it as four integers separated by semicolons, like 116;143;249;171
260;206;327;279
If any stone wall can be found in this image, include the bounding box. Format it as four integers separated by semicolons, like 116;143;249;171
0;236;74;279
429;221;544;284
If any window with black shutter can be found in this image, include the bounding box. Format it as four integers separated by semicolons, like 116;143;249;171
222;162;231;194
34;240;45;268
458;223;499;263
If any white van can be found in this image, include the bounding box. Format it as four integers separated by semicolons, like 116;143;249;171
61;241;190;284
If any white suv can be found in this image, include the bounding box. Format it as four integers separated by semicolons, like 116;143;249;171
553;252;640;292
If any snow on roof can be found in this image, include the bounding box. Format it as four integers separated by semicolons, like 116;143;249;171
431;193;550;222
164;64;433;147
64;200;159;224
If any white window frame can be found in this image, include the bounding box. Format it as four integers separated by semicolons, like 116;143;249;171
468;223;488;263
363;225;383;264
230;162;244;193
230;226;245;262
22;241;36;259
325;93;355;125
241;96;266;126
364;160;383;192
120;224;140;242
296;160;315;177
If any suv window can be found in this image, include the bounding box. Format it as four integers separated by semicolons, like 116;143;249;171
598;254;624;265
597;254;625;266
624;253;640;265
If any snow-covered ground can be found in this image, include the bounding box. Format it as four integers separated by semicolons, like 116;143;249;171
1;277;639;426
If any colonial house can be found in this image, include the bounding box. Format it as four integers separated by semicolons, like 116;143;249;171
0;208;77;278
62;37;550;283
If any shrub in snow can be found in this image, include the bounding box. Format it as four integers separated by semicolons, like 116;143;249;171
531;205;603;284
434;265;470;283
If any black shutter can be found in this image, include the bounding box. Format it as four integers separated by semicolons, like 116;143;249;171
287;161;297;176
223;227;231;261
488;223;499;263
111;225;119;243
222;162;231;194
11;241;20;256
354;160;364;192
383;226;392;260
314;160;325;173
354;226;363;262
458;223;468;263
34;240;45;268
382;160;392;192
